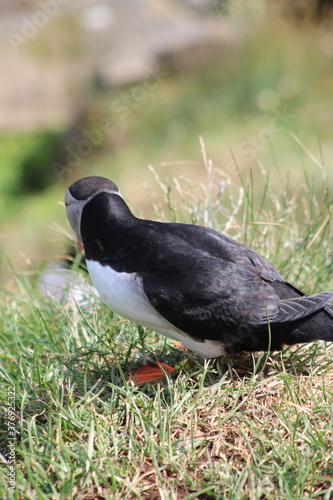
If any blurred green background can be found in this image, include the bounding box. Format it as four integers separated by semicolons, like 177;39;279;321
1;0;333;286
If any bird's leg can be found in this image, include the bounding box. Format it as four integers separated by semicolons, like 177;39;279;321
216;354;233;378
216;359;224;378
137;325;148;364
126;325;175;385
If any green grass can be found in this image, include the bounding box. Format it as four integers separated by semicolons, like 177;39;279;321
1;156;333;499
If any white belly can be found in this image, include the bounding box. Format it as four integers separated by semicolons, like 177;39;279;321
86;260;226;359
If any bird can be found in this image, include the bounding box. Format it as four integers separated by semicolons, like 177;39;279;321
65;175;333;366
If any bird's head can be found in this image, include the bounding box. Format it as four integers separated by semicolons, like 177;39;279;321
65;176;121;252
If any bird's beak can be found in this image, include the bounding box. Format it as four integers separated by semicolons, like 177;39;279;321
76;234;84;253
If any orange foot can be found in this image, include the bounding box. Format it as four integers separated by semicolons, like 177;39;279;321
126;361;175;386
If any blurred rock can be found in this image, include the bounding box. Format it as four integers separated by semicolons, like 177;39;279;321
269;0;333;21
0;0;238;132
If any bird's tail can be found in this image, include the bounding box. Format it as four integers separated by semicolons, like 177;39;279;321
283;304;333;345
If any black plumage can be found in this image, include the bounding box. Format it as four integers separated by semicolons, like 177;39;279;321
65;176;333;357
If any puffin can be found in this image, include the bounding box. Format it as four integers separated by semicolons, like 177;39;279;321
65;176;333;367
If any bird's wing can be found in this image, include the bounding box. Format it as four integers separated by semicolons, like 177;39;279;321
138;223;333;341
165;222;285;282
143;262;333;344
271;292;333;323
